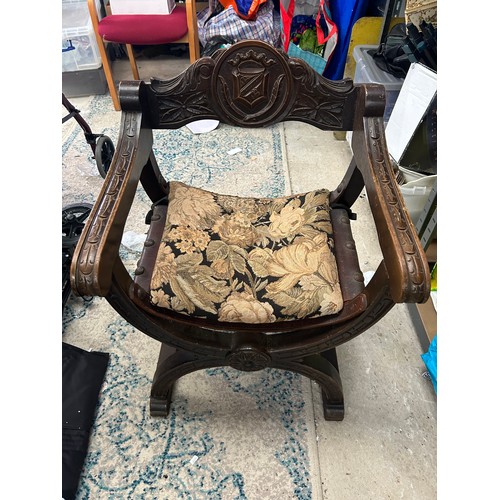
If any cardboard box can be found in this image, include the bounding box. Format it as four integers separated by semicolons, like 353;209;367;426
110;0;176;14
405;0;437;27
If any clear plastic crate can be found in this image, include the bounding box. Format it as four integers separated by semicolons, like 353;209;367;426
353;45;404;123
62;0;102;72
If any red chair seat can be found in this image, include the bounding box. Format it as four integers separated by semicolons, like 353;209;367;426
98;9;189;45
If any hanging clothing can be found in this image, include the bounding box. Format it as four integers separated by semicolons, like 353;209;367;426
323;0;368;79
218;0;268;20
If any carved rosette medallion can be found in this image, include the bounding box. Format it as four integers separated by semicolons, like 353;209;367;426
226;347;271;371
211;42;293;127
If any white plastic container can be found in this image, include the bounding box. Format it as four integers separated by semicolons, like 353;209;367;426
353;45;404;123
110;0;176;14
62;0;101;72
398;166;437;224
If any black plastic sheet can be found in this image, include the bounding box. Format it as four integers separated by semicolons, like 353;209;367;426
62;342;109;500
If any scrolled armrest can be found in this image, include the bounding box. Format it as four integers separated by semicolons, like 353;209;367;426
352;85;430;304
70;110;153;297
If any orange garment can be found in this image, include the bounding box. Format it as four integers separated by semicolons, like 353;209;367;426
219;0;267;20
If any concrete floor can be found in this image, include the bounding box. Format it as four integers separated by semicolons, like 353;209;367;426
65;47;437;499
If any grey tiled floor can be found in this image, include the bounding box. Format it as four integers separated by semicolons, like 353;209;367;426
64;48;437;499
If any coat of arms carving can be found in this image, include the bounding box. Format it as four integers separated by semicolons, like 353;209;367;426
216;48;290;124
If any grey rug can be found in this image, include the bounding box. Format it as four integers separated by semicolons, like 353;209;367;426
62;95;319;499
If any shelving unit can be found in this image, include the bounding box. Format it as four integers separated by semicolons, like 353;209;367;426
408;183;437;350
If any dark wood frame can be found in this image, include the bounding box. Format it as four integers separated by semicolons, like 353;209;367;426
70;41;430;421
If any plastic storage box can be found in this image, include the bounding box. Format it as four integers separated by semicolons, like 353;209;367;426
62;0;102;72
62;67;108;97
353;45;404;123
398;166;437;224
110;0;176;14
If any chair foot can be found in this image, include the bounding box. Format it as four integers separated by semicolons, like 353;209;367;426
149;342;220;417
322;391;345;421
319;348;345;420
275;348;345;421
150;389;173;417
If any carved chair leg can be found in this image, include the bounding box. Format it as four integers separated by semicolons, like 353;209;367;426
276;348;344;421
149;343;220;417
317;348;345;421
150;342;344;420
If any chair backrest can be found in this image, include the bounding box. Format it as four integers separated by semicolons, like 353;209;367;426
119;40;366;131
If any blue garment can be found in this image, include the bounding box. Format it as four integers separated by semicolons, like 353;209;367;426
235;0;259;17
421;336;437;393
323;0;368;79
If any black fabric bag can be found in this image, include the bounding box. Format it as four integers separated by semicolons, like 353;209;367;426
62;342;109;500
368;23;410;78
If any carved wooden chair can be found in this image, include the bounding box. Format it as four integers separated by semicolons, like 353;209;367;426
70;40;430;421
88;0;200;111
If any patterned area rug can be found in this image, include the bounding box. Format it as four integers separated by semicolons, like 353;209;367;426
62;95;319;499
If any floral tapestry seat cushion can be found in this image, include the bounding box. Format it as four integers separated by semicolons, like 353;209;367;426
149;181;344;323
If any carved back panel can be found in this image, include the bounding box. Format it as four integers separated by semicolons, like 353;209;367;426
141;40;358;131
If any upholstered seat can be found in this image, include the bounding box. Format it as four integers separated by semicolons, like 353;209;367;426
137;181;344;323
97;11;189;45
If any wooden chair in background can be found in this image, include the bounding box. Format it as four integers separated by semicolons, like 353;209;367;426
87;0;200;110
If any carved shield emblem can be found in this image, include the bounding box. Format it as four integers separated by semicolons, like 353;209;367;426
214;45;291;125
232;62;269;108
